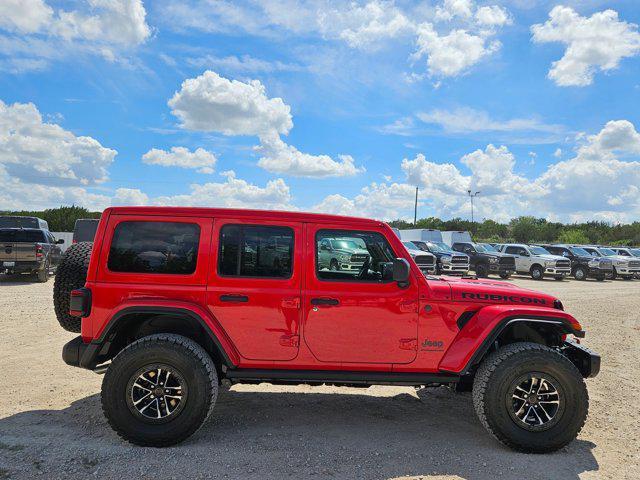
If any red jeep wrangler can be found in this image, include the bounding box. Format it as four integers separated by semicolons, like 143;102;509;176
56;207;599;452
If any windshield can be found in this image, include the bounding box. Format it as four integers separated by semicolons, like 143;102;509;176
411;241;429;251
332;240;361;250
473;243;489;253
570;247;590;256
598;248;616;256
403;241;419;250
630;249;640;257
479;243;499;252
427;242;454;253
529;246;551;255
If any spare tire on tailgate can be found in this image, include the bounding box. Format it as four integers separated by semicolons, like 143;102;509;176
53;242;93;333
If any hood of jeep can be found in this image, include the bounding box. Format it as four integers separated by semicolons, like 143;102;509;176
443;276;557;308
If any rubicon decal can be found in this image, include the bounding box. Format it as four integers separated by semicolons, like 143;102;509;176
461;292;547;305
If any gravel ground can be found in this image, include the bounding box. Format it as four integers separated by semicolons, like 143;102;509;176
0;274;638;479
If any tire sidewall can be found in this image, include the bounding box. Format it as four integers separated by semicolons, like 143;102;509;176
102;340;216;445
531;266;543;280
480;350;588;451
574;267;586;280
476;263;488;277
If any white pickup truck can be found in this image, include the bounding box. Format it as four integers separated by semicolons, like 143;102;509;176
496;243;571;280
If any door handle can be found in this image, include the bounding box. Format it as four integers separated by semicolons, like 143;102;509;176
220;294;249;303
311;298;339;306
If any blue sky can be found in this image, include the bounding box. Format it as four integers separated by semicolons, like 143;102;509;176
0;0;639;222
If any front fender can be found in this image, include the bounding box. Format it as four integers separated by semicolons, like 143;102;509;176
438;304;583;374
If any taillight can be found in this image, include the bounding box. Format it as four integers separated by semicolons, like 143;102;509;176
35;244;43;259
70;288;92;317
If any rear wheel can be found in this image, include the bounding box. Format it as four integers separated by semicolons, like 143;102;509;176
36;259;49;283
530;265;544;280
101;334;218;447
472;342;588;453
475;263;488;278
573;267;586;281
53;242;92;332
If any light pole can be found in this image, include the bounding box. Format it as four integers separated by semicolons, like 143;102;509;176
467;190;480;224
414;186;418;226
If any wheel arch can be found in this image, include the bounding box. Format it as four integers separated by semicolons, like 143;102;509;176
439;305;584;376
529;263;544;272
88;306;238;371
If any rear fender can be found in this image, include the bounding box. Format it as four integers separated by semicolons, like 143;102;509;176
91;299;240;368
438;304;583;375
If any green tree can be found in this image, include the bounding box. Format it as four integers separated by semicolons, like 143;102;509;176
557;229;590;245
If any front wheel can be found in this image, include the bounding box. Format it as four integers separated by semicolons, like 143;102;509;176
573;267;587;281
475;263;489;278
530;265;544;280
472;342;588;453
101;334;218;447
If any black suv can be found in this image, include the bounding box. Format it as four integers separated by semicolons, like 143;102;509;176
451;242;515;278
540;244;611;281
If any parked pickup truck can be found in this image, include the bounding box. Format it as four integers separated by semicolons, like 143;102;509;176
540;244;611;281
0;228;63;281
59;206;598;452
580;246;640;280
401;241;437;274
449;241;515;278
410;240;469;275
318;236;370;273
497;244;571;280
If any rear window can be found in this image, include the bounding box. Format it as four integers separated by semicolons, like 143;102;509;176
108;222;200;274
218;225;294;278
0;230;46;242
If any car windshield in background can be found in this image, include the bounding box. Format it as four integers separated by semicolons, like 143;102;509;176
332;240;360;250
529;246;551;255
474;244;489;253
403;241;420;250
0;229;46;242
427;242;454;253
480;243;499;252
598;248;616;256
570;247;590;256
630;249;640;257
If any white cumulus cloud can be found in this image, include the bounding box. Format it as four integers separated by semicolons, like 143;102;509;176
531;6;640;87
142;146;217;174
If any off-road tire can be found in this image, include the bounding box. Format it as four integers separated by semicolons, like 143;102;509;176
530;265;544;280
472;342;588;453
498;272;511;279
573;267;587;281
475;263;488;278
101;334;218;447
53;242;92;332
37;259;49;283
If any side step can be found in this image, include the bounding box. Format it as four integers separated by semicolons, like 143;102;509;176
224;369;459;386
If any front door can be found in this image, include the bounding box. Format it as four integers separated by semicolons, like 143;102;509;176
303;224;419;364
207;219;302;361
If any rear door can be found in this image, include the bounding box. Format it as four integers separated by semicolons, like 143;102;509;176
206;219;303;362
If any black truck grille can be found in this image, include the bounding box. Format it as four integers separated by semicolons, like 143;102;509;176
415;255;435;267
630;260;640;268
350;254;368;263
451;255;468;264
556;260;571;268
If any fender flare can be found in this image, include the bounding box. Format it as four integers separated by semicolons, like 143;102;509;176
83;303;240;369
438;305;583;375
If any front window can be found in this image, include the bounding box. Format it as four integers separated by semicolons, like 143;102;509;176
402;241;419;251
529;246;551;255
598;248;616;256
316;230;395;282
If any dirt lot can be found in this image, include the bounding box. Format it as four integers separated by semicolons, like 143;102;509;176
0;275;638;479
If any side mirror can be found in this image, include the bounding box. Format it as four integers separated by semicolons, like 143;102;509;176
57;239;65;244
392;258;410;285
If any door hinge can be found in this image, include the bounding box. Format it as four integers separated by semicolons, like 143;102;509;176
399;338;418;351
279;334;299;347
281;297;301;309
